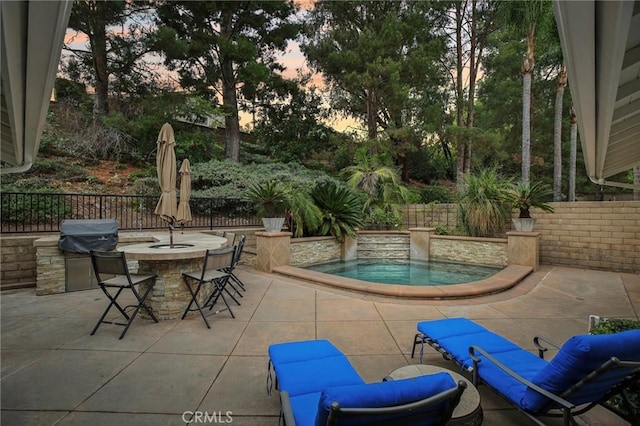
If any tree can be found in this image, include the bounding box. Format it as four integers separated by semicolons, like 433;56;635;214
446;0;496;188
301;1;448;180
496;0;552;185
553;65;567;201
254;78;334;163
63;0;155;118
154;1;300;162
568;105;578;201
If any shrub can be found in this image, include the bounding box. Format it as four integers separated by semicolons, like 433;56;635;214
420;185;454;203
590;318;640;422
459;169;510;237
311;183;363;241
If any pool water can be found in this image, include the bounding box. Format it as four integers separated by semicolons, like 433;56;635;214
305;259;501;286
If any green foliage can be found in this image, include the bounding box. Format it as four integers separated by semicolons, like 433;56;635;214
286;190;323;238
302;0;448;163
311;183;363;242
420;186;455;204
590;319;640;335
244;180;288;217
590;318;640;422
1;190;72;224
54;78;89;107
504;181;555;218
363;205;403;230
459;169;511;237
434;225;449;235
345;148;409;230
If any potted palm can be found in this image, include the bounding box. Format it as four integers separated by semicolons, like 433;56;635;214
245;181;288;232
505;181;554;231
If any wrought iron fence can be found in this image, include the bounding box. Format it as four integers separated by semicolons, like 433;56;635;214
0;192;261;233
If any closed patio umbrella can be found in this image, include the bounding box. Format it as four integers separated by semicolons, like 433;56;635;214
154;123;177;246
176;158;192;227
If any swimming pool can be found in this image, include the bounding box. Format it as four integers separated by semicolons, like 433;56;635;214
305;259;502;286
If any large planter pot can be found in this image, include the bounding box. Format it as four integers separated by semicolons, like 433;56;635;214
512;217;536;232
262;217;285;233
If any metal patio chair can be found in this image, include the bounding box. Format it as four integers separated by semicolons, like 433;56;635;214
224;234;247;295
89;250;158;339
181;246;237;328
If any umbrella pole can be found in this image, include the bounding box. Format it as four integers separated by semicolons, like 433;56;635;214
169;220;175;248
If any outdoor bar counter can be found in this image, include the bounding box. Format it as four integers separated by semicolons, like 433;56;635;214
35;231;227;320
119;232;227;319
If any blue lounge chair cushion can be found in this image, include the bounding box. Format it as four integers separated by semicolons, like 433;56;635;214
269;339;344;365
418;318;522;369
276;356;365;397
289;392;322;426
523;329;640;411
314;372;457;426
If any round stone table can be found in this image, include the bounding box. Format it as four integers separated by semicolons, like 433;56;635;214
385;364;483;426
119;233;227;320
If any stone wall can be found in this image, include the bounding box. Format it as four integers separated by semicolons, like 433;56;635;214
357;232;410;259
403;200;640;273
290;237;341;267
430;236;507;266
0;236;40;289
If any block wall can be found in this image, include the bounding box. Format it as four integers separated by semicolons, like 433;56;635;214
534;201;639;273
0;236;40;289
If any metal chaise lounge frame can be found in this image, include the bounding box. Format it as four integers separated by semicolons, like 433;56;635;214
411;318;640;426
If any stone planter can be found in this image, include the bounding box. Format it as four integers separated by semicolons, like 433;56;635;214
262;217;285;233
512;217;536;232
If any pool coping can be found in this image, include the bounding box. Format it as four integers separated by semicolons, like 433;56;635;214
271;264;534;299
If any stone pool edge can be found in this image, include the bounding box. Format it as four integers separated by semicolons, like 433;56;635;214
271;264;533;299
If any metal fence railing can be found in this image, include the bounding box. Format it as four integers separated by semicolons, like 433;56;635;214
0;192;261;234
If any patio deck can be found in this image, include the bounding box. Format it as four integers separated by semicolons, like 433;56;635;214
1;264;638;425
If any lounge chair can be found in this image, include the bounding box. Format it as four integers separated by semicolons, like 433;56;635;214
411;318;640;426
268;339;466;425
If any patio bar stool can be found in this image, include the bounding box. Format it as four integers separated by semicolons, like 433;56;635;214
181;246;236;328
89;250;159;339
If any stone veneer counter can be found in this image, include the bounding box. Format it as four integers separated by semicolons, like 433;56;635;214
35;232;227;320
119;233;227;319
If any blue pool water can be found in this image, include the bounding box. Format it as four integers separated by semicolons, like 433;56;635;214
305;259;501;286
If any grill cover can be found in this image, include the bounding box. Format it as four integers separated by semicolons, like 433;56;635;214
59;219;118;254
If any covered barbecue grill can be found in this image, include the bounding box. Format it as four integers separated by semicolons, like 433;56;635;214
58;219;119;291
59;219;118;254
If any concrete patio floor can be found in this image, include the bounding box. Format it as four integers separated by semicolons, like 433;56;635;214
1;264;639;425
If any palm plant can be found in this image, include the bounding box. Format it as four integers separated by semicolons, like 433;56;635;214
345;148;409;229
244;180;288;218
459;169;511;237
311;183;363;242
286;190;322;238
504;181;554;219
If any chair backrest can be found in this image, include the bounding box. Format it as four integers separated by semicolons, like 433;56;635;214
523;329;640;412
317;373;464;426
211;230;225;237
201;247;235;279
231;235;246;267
223;232;236;247
90;250;129;283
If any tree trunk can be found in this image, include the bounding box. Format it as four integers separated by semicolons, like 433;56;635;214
521;69;533;185
553;67;567;201
366;88;377;140
568;105;577;201
88;2;109;118
455;2;465;190
221;8;240;162
634;165;640;200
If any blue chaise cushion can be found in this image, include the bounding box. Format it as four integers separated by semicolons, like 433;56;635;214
523;329;640;412
269;339;345;365
314;372;457;426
